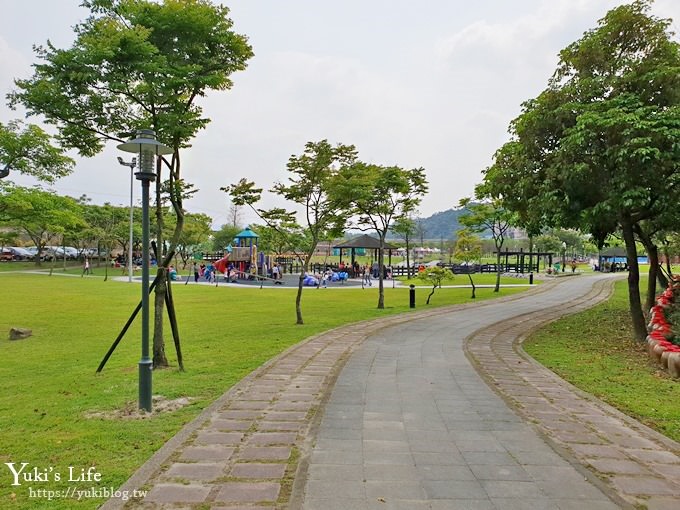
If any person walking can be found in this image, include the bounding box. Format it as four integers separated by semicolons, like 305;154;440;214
82;257;90;277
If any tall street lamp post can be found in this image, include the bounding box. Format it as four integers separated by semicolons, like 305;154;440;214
118;157;137;283
117;129;172;412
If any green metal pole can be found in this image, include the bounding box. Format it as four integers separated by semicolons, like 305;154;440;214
137;161;154;412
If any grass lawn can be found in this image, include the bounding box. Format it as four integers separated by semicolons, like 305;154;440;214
523;279;680;443
0;271;526;509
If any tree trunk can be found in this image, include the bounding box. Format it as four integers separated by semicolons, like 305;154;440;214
663;243;673;281
165;277;184;371
494;248;502;293
634;224;661;314
621;216;647;341
426;285;435;304
467;273;476;299
377;245;385;309
296;272;305;325
645;245;660;314
405;238;411;279
153;266;169;367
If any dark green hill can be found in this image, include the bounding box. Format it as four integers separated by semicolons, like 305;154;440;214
387;208;466;241
418;208;465;240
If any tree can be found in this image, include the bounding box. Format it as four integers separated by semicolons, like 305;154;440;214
334;163;428;309
418;266;450;304
225;140;358;324
227;202;242;228
253;222;302;260
166;212;212;269
392;214;417;279
0;184;85;263
211;224;242;253
454;229;483;299
459;197;513;293
481;1;680;340
10;0;253;365
0;121;74;183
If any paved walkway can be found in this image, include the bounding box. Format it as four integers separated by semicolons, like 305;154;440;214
103;273;680;509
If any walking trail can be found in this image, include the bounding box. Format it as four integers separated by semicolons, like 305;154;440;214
102;273;680;510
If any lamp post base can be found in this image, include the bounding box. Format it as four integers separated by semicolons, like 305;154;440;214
139;359;153;412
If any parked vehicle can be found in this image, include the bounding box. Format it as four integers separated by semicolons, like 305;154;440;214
0;248;13;262
8;247;32;261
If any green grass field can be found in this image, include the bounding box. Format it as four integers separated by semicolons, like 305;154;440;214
0;271;527;509
524;279;680;442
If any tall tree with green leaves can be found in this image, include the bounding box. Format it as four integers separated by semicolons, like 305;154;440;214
333;163;428;309
9;0;253;365
481;0;680;340
454;229;482;299
225;140;358;324
459;197;514;293
392;214;418;279
0;121;74;182
0;184;85;264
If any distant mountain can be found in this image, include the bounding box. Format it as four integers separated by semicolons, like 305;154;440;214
387;208;466;241
417;208;466;241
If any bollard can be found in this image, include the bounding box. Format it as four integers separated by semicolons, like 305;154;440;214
409;284;416;308
529;272;534;285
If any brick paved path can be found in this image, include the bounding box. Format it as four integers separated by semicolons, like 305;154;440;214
103;274;680;509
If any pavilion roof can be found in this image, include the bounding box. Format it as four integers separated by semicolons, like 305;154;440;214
333;234;397;250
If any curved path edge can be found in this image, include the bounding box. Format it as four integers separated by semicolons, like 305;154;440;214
464;276;680;510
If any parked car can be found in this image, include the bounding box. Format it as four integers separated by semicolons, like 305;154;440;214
0;248;13;262
44;246;79;260
8;247;32;261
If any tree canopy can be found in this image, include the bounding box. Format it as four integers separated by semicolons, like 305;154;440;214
9;0;254;366
0;121;74;183
333;163;428;308
225;140;358;324
481;0;680;339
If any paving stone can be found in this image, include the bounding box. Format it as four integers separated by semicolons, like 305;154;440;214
247;432;297;445
611;475;680;496
264;411;307;421
195;431;244;445
144;483;210;503
624;449;680;464
210;419;253;431
218;410;262;420
586;458;651;475
258;420;303;431
239;446;291;461
163;462;226;481
214;482;280;503
179;445;235;462
230;462;287;479
423;480;487;499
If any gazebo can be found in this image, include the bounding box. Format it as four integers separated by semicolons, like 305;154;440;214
333;234;397;270
494;247;554;273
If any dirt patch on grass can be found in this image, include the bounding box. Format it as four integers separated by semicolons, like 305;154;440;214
85;395;192;420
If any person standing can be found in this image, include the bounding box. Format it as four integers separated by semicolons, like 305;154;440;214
192;261;199;282
82;257;90;277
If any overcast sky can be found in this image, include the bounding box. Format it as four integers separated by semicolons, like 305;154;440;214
2;0;679;227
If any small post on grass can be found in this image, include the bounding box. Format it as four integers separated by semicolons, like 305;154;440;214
409;284;416;309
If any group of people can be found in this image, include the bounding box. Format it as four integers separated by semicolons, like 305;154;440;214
191;261;219;283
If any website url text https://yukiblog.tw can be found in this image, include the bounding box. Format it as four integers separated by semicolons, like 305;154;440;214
29;486;147;502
